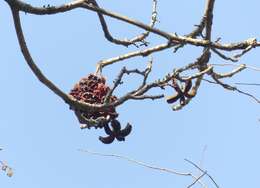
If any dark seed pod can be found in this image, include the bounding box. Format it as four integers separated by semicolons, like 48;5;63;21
99;135;115;144
115;135;125;141
166;78;195;106
119;123;132;137
104;124;113;135
110;119;121;132
172;79;182;94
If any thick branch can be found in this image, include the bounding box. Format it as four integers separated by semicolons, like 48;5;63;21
5;0;84;15
6;0;260;52
204;0;215;40
9;6;111;113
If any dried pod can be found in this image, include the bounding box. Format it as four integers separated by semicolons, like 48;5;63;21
184;88;196;98
104;123;113;135
70;73;133;144
99;135;115;144
99;120;132;144
69;73;118;126
166;78;195;105
166;93;181;104
115;135;125;141
110;119;121;132
119;123;132;137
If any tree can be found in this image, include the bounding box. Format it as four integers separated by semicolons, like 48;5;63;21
1;0;259;187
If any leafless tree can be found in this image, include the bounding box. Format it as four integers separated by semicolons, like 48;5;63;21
2;0;260;186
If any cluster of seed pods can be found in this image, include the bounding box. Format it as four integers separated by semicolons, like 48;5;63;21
69;73;132;144
99;120;132;144
166;78;195;106
70;74;118;121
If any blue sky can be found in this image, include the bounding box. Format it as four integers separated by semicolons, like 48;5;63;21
1;0;260;187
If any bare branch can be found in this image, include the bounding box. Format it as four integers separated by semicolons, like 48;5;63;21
211;63;260;72
213;64;246;79
5;0;260;147
204;77;260;103
204;0;215;40
78;149;207;188
96;42;172;72
185;159;219;188
180;65;213;81
130;94;164;100
212;38;257;62
187;171;207;188
6;0;260;53
81;1;260;51
9;7;108;114
233;38;257;58
84;0;158;47
130;0;159;45
235;83;260;86
104;60;154;104
10;8;69;103
211;48;238;62
5;0;85;15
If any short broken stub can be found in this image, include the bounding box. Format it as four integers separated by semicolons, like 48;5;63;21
69;73;132;144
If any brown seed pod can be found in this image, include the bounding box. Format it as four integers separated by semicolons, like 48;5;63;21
69;73;118;126
166;93;181;104
166;78;196;106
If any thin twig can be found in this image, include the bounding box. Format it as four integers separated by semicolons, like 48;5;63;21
213;64;246;79
211;48;238;62
78;149;207;188
203;78;260;103
211;63;260;72
185;159;219;188
85;0;158;47
187;171;207;188
235;83;260;86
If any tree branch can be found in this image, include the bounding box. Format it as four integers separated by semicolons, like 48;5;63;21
84;0;158;47
78;149;208;188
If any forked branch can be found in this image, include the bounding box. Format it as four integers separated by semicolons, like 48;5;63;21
5;0;260;139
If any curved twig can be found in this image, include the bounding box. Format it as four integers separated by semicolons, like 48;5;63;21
84;0;158;47
78;149;207;188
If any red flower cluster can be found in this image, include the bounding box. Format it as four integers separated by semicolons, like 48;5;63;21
69;74;118;124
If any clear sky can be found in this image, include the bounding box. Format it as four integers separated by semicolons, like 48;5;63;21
1;0;260;187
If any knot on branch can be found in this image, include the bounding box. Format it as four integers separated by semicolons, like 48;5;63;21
69;73;132;144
